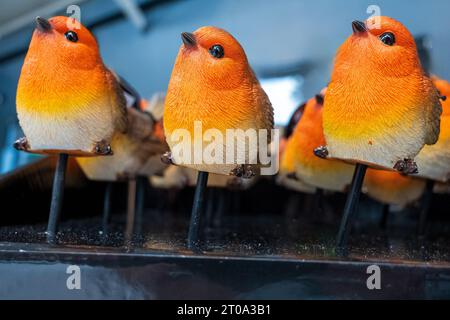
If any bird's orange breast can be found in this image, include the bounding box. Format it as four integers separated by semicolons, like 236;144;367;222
324;69;424;145
17;60;111;118
164;50;264;137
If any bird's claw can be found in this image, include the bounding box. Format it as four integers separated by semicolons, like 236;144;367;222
314;146;329;159
230;165;255;179
13;137;30;151
161;152;175;165
94;140;113;156
394;159;418;175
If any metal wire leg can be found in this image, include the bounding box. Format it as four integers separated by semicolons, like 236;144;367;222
46;153;69;244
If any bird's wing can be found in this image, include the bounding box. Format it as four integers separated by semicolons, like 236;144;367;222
423;76;443;145
126;107;169;155
254;81;275;144
115;74;142;110
105;69;128;134
250;70;274;133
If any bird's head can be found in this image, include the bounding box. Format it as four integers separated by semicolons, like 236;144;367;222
176;26;250;89
337;16;421;77
28;16;101;70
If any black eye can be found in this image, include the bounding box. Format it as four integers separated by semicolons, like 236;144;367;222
379;32;395;46
65;31;78;43
209;45;224;59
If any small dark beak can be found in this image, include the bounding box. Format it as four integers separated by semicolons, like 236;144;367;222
35;16;52;33
181;32;196;47
352;20;367;34
315;94;324;105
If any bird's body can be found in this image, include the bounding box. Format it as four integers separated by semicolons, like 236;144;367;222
363;169;425;208
415;77;450;182
281;94;354;192
16;16;127;156
321;16;441;172
164;26;274;176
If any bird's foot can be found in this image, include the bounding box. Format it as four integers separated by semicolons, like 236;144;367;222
93;140;113;156
161;152;175;165
394;159;418;175
13;137;30;151
230;165;255;179
314;146;329;159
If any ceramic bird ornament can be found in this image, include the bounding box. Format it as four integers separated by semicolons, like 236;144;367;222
163;26;274;178
315;16;442;174
15;16;127;157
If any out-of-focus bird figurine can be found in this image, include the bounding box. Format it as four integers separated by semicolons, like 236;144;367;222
281;92;354;192
163;26;274;250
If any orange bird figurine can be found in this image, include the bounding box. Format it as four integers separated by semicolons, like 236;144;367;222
280;92;354;193
313;16;442;254
15;16;127;156
163;26;274;178
14;16;128;243
163;26;274;250
415;76;450;182
316;16;442;174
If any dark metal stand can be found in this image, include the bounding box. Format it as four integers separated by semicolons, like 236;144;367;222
336;163;368;256
134;176;146;237
380;204;390;229
188;171;209;252
46;153;69;244
214;189;226;228
313;188;324;217
418;179;434;238
102;182;113;235
125;179;137;245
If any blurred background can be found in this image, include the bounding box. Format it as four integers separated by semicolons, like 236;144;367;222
0;0;449;174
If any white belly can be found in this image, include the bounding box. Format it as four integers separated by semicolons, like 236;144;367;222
18;105;115;155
